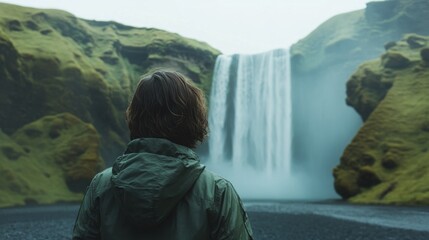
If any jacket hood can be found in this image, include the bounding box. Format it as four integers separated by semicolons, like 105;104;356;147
111;138;205;228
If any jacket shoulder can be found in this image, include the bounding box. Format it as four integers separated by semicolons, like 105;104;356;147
90;167;113;196
193;170;254;239
190;169;235;203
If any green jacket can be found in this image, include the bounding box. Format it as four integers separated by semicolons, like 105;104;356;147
73;138;253;240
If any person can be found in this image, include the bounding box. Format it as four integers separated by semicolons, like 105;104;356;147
72;71;253;240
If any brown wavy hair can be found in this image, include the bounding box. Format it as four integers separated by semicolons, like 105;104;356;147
126;71;208;148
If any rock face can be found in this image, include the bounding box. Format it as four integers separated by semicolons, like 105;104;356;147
289;0;429;196
0;113;103;207
334;34;429;204
0;3;220;165
0;3;219;207
291;0;429;73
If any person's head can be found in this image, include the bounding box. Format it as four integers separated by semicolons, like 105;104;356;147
126;70;208;148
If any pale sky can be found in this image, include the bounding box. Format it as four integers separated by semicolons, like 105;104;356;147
2;0;373;54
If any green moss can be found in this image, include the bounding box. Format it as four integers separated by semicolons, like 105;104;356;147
0;113;104;207
0;2;220;207
335;34;429;204
0;2;220;165
346;61;394;121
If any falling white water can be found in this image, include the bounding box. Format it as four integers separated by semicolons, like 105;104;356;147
206;49;305;199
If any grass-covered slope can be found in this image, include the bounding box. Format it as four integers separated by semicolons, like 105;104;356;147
0;2;220;164
291;0;429;73
0;2;219;207
334;34;429;204
0;113;103;207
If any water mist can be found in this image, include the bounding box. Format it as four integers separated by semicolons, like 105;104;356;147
204;49;319;199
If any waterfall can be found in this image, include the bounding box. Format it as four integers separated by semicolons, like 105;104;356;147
206;49;296;198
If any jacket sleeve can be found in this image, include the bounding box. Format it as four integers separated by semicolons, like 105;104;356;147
209;180;254;240
72;174;101;240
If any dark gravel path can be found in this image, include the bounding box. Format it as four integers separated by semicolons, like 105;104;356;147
248;211;428;240
0;202;428;240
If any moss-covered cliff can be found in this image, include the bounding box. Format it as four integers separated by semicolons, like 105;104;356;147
0;3;219;207
0;113;104;207
0;2;220;165
334;34;429;204
289;0;429;195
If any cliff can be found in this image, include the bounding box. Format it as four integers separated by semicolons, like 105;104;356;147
291;0;429;74
0;2;220;165
334;34;429;204
0;3;219;207
289;0;429;196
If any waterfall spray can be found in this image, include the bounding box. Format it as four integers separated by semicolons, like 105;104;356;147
205;49;302;199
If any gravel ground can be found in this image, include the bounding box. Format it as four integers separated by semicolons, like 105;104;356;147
0;202;428;240
248;211;428;240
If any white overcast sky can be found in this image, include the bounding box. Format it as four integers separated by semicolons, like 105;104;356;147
2;0;373;54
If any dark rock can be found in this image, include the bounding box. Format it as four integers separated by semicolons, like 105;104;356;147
1;146;21;160
360;153;376;166
48;129;60;139
357;167;381;188
378;182;396;200
7;20;22;31
381;153;398;169
361;68;382;88
406;35;427;49
345;67;393;121
40;29;52;35
99;56;118;65
381;52;411;69
25;20;39;31
420;48;429;62
115;41;149;64
384;41;396;51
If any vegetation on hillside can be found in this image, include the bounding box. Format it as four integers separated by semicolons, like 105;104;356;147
0;2;219;207
0;113;103;207
0;2;220;164
334;34;429;204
